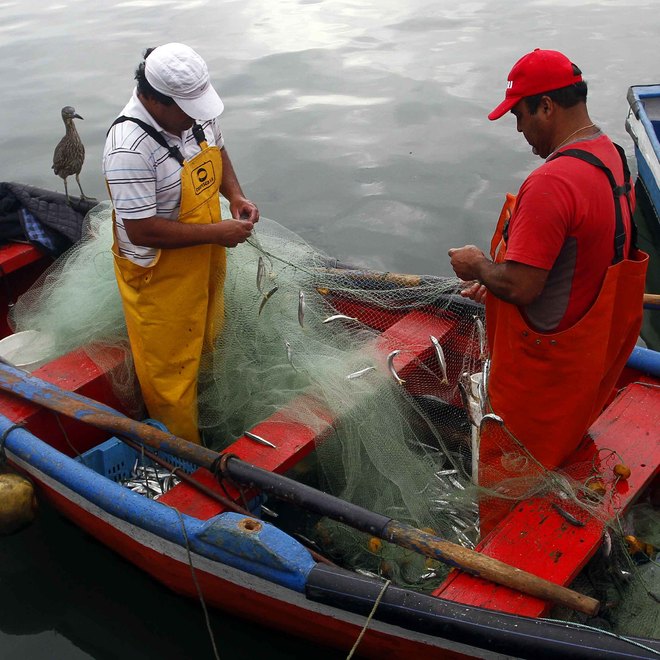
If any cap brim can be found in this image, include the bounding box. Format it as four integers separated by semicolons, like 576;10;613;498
488;96;520;121
174;85;224;121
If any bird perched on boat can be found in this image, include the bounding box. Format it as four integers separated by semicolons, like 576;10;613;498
52;105;86;202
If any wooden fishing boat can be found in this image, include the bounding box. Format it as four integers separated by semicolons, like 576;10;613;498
627;85;660;350
627;85;660;228
0;188;658;659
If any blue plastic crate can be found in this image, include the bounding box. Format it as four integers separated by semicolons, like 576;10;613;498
76;419;198;481
76;422;268;515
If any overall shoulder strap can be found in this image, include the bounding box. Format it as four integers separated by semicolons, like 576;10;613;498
552;145;634;263
108;116;185;166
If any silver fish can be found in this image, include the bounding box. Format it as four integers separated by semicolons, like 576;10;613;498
322;314;358;324
480;412;503;428
244;430;277;449
602;529;612;558
435;469;458;477
261;505;279;518
298;290;306;328
430;335;449;385
478;363;488;413
448;474;465;491
387;350;405;385
256;256;266;294
124;483;148;494
346;366;376;380
457;380;477;427
551;502;585;527
482;357;491;391
258;285;278;315
454;528;474;548
475;316;486;360
449;515;470;531
285;340;298;372
617;569;632;583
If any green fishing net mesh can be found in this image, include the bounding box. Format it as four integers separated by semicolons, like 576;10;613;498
8;201;660;639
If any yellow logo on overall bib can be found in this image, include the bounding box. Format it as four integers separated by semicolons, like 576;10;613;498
192;160;216;195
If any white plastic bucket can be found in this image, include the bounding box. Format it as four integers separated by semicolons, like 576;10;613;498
0;330;56;372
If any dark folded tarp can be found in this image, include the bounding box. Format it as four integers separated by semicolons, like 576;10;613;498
0;183;99;257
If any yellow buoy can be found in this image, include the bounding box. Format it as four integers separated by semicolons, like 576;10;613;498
367;537;382;553
613;463;632;480
625;535;655;557
0;471;38;534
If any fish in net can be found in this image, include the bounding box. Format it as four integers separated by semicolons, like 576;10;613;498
8;201;659;636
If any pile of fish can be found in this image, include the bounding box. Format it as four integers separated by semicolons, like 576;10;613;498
119;459;180;499
431;467;479;549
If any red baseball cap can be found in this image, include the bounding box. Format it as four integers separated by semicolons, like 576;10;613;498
488;48;583;121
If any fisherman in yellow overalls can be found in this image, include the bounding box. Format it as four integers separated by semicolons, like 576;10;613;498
103;43;259;444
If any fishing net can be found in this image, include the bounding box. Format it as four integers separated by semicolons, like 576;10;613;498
8;201;660;639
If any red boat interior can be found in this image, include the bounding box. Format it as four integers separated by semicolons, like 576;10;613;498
0;241;658;620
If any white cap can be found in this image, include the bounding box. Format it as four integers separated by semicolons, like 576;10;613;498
145;43;224;120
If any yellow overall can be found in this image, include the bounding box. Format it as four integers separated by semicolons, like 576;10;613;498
112;135;226;444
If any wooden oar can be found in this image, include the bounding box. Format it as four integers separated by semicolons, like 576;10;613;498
644;293;660;309
0;362;599;616
0;362;218;471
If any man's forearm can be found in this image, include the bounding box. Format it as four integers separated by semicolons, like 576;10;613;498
122;216;253;249
472;259;530;305
448;245;549;306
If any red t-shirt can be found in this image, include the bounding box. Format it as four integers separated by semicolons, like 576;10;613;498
505;134;633;332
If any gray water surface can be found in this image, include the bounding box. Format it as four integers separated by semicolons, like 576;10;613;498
0;1;658;658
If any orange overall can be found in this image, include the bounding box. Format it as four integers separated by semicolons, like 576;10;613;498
479;150;648;534
111;126;226;444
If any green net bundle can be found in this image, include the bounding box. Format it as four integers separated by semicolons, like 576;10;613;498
8;201;660;637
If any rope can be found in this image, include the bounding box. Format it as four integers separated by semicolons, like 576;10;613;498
539;616;660;657
174;508;221;660
52;413;84;460
345;579;391;659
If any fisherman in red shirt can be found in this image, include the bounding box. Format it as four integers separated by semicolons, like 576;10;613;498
448;49;647;482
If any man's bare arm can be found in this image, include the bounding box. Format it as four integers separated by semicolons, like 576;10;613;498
123;215;253;249
448;244;549;306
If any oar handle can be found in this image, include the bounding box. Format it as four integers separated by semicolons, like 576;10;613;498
643;293;660;309
385;521;599;616
0;361;220;472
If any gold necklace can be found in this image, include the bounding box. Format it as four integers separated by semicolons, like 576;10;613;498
553;123;597;152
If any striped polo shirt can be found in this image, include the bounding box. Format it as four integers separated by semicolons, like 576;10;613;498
102;89;224;266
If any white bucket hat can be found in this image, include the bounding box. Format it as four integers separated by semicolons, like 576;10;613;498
145;43;224;120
